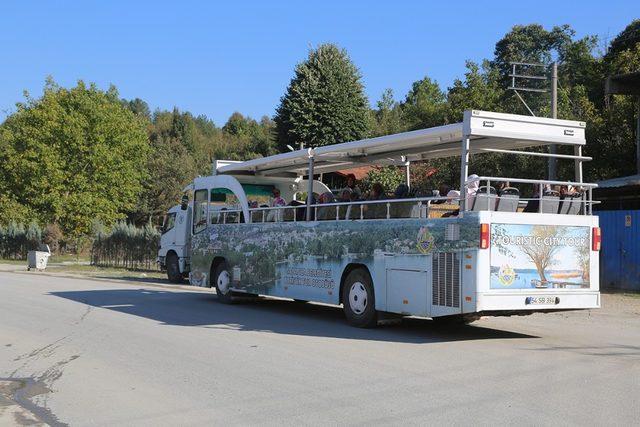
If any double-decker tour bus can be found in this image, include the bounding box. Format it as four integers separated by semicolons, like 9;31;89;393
158;110;600;327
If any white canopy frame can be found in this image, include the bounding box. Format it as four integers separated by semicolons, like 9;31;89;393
214;110;591;218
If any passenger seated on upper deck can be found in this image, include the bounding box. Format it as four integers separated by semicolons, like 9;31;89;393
464;174;480;210
271;188;286;207
284;199;305;222
432;184;451;204
390;184;414;218
368;183;385;200
446;190;461;205
497;181;511;195
440;190;462;218
559;185;579;199
266;188;287;222
394;184;409;199
344;191;361;220
249;200;262;223
342;174;362;199
339;188;352;202
316;192;336;220
364;183;386;219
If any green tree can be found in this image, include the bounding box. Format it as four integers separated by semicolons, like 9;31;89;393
370;89;405;137
0;79;149;237
401;76;447;130
274;43;369;151
606;19;640;58
493;24;577;116
123;98;151;120
362;166;404;195
223;112;256;137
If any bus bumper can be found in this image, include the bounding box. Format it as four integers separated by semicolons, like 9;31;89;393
476;291;600;312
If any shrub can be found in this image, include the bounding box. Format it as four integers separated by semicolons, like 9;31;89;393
91;222;160;270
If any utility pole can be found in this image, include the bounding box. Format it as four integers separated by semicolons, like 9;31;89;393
548;62;558;180
508;61;560;180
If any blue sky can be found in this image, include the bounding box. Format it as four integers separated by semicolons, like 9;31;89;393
0;1;635;125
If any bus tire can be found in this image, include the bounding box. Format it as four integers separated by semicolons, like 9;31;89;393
212;261;234;304
166;253;183;284
342;269;378;328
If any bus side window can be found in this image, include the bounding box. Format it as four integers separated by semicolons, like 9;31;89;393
193;189;208;234
211;188;240;224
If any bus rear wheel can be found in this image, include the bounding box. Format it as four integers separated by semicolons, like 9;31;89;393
212;261;234;304
342;269;378;328
166;253;183;284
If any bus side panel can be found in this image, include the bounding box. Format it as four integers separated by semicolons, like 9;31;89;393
189;216;481;312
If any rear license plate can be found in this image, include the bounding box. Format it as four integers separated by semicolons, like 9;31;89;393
526;296;558;305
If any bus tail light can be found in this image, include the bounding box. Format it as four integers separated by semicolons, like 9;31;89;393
592;227;601;251
480;223;490;249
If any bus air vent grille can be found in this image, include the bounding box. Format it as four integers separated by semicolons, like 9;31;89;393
432;252;460;308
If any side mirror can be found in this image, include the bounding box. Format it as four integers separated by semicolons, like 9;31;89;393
180;195;189;210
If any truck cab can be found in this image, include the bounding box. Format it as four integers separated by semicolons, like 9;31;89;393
158;203;192;282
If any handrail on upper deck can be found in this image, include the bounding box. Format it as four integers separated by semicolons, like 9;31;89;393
206;186;597;225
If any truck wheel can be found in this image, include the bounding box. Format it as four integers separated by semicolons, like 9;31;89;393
166;253;183;283
212;261;234;304
342;268;378;328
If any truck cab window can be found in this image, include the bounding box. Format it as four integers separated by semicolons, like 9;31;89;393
162;213;176;234
193;189;208;234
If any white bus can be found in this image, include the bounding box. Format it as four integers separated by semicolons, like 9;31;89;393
158;110;601;327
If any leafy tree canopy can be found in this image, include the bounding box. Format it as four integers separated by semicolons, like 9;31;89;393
0;78;149;237
274;43;370;151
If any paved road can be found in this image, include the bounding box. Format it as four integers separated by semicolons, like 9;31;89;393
1;271;639;426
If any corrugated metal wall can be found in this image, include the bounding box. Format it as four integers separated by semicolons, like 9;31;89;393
597;210;640;290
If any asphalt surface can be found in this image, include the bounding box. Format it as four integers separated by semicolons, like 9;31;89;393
1;271;639;426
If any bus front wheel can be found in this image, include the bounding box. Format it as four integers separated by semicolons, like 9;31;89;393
166;253;183;284
212;261;234;304
342;269;378;328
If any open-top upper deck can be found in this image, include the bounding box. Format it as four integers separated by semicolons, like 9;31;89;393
195;110;596;221
214;110;587;178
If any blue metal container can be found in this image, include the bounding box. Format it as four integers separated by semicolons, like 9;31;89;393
597;210;640;290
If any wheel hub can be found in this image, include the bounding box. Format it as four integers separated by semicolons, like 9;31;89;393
348;281;368;315
217;270;230;294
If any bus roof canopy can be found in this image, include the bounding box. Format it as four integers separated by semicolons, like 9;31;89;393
216;110;586;178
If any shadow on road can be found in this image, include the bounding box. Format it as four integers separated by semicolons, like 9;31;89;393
49;288;538;343
93;275;169;284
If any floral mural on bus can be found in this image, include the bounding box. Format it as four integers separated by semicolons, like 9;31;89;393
190;216;480;300
490;224;590;289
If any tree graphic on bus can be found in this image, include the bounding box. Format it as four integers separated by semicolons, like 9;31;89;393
490;224;590;289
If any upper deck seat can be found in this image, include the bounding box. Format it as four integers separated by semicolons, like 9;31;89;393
390;201;414;218
250;210;263;223
567;193;583;215
496;187;520;212
557;194;580;215
316;206;336;221
557;192;584;215
540;191;560;214
472;186;497;211
364;202;387;219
